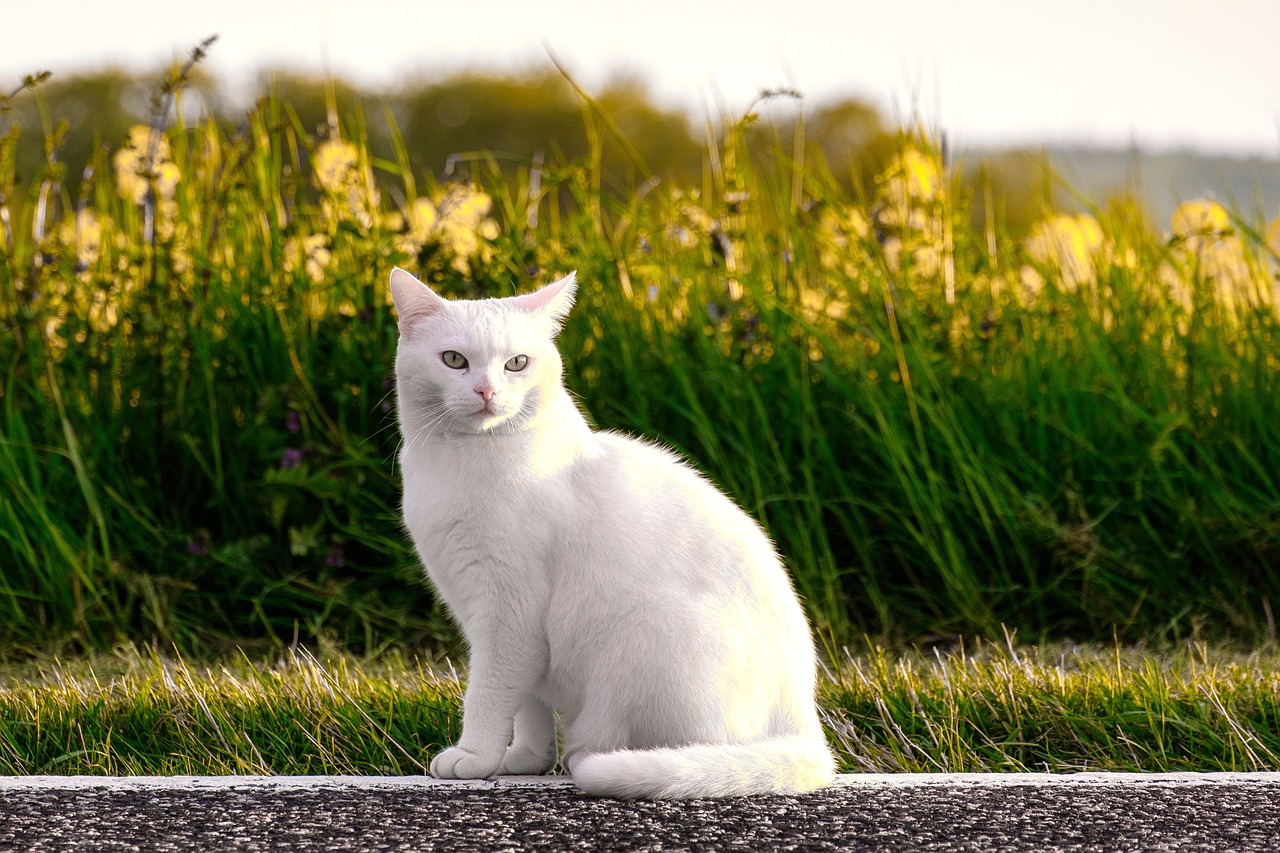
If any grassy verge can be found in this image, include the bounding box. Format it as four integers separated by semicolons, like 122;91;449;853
0;647;459;775
2;643;1277;775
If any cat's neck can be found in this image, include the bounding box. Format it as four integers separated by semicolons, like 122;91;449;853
406;383;593;475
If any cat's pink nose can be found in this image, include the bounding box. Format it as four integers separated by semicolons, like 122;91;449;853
475;385;496;403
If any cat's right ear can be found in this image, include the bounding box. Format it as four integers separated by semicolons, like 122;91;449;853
512;271;577;334
390;268;446;339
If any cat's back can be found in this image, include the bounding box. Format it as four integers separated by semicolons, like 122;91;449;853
583;431;736;511
566;430;776;573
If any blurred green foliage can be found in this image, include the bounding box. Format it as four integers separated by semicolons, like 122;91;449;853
1;59;1277;658
2;65;907;211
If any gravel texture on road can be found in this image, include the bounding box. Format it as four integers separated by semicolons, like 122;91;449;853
2;773;1279;851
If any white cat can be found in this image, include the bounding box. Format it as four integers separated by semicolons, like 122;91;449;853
389;267;834;799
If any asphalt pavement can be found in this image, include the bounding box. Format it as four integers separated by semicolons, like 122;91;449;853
2;773;1279;851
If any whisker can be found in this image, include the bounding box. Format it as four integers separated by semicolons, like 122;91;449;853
407;403;451;451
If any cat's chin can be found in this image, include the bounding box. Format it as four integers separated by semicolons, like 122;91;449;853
450;407;523;435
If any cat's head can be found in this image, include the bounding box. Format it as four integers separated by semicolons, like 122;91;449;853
389;268;577;439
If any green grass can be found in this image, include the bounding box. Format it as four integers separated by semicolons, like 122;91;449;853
0;646;460;775
823;639;1280;772
2;642;1277;775
1;67;1278;654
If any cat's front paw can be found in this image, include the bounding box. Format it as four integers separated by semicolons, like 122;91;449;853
497;744;556;776
429;746;504;780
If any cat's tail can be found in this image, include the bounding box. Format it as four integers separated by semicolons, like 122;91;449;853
571;736;835;800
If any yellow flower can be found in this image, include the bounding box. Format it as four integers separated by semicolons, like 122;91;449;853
393;198;440;256
113;125;180;206
1171;199;1231;243
798;284;849;322
392;185;501;275
882;236;942;278
438;184;493;228
813;203;875;291
314;139;379;229
897;149;942;201
1017;265;1045;306
87;289;119;333
1164;200;1262;316
314;139;361;195
872;146;948;287
58;209;105;275
823;205;871;242
877;148;944;212
1023;214;1105;293
284;234;331;285
816;204;870;258
435;185;500;274
408;198;439;245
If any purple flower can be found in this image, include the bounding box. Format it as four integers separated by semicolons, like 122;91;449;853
280;447;304;468
324;543;345;568
286;410;301;434
187;532;211;557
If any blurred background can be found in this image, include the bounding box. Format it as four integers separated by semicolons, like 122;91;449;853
3;0;1279;654
4;0;1279;228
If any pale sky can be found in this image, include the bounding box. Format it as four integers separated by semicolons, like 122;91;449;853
4;0;1279;156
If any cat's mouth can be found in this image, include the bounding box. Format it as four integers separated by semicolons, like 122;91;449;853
450;392;530;432
467;402;516;429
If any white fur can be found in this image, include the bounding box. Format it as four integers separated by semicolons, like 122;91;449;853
389;267;834;799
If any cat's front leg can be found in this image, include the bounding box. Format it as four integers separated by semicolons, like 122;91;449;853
497;695;557;775
430;628;547;780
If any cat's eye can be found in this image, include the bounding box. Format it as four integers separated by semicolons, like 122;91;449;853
441;350;468;369
505;354;529;372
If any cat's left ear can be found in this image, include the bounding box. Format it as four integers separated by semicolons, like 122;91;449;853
513;271;577;333
390;267;447;339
